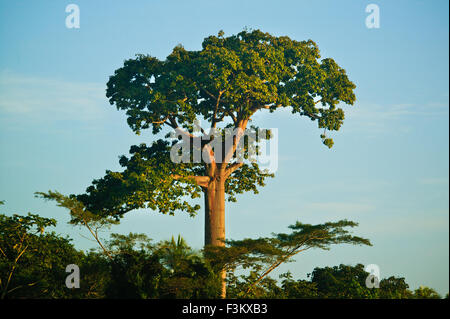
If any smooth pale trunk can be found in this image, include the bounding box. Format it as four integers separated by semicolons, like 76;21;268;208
204;175;226;298
204;121;247;298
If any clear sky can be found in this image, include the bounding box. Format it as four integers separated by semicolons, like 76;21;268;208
0;0;448;295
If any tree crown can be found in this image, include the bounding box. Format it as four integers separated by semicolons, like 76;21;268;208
106;29;356;147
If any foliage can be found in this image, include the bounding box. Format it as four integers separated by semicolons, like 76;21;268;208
0;201;444;299
412;286;441;299
378;276;413;299
204;219;371;297
106;29;356;139
0;212;82;299
279;272;319;299
35;190;119;259
102;233;221;299
0;210;445;299
309;264;379;299
77;141;204;218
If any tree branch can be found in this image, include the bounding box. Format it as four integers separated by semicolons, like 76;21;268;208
169;116;207;141
81;217;113;261
229;112;238;126
225;162;244;177
244;234;329;296
223;119;248;165
151;115;170;124
211;91;224;129
171;175;210;188
200;87;218;101
251;103;282;114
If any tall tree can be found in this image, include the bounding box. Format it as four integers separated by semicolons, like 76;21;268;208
49;29;356;297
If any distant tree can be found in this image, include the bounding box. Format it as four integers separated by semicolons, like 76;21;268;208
44;29;356;297
35;191;223;298
104;233;164;298
279;271;319;299
413;286;441;299
378;276;412;299
157;235;197;272
78;251;111;298
104;233;220;299
308;264;439;299
310;264;379;299
0;212;82;299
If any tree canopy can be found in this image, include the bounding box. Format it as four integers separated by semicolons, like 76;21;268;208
1;208;443;299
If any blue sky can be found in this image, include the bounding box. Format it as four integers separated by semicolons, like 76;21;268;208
0;0;448;295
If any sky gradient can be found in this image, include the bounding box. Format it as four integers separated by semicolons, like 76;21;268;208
0;0;448;295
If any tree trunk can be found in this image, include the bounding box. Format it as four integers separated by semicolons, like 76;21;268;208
203;120;248;298
204;173;226;298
